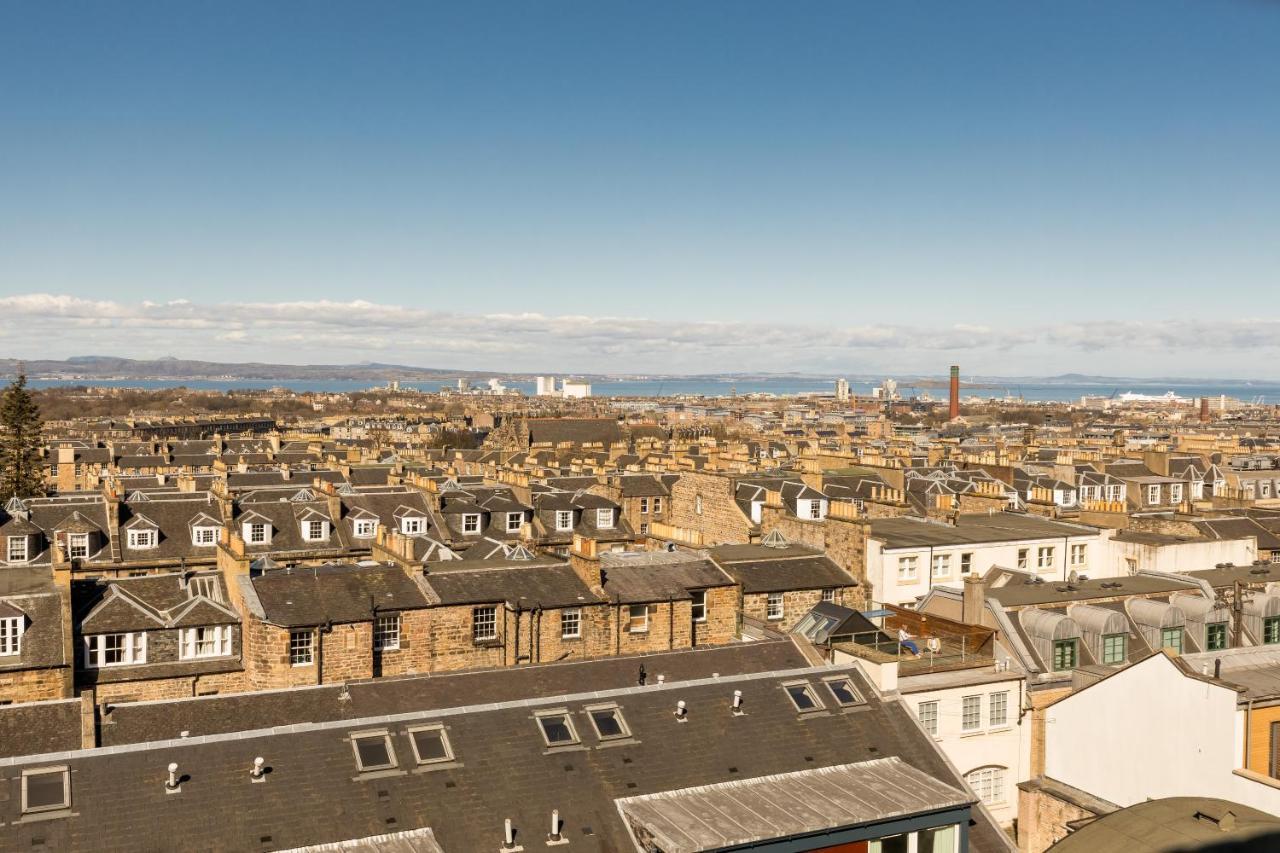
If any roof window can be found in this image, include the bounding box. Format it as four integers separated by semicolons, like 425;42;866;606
351;731;397;772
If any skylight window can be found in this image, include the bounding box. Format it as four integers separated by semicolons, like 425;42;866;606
784;682;824;713
351;732;397;772
536;711;580;747
408;725;453;765
22;767;70;814
824;678;863;707
587;705;630;741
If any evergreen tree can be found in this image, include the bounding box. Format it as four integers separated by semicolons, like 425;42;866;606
0;373;44;498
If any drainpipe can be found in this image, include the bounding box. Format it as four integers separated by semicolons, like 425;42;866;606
513;602;521;666
1246;697;1255;770
534;607;542;663
668;594;675;649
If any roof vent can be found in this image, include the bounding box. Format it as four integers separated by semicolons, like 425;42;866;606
251;757;266;782
732;690;745;716
675;700;688;722
502;818;517;851
761;529;790;549
165;762;181;794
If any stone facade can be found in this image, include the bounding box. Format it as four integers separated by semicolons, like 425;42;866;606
0;666;71;704
758;504;869;605
668;471;754;544
742;587;854;632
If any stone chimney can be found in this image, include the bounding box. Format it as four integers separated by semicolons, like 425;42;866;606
176;471;196;493
569;534;605;594
962;573;986;626
80;688;98;749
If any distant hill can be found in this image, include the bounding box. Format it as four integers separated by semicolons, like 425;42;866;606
0;356;476;382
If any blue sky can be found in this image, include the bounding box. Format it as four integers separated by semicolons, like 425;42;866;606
2;2;1279;376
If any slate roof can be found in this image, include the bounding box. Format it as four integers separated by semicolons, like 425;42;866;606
711;548;856;594
868;514;1100;549
247;563;430;627
1;645;1011;852
599;552;733;603
422;561;602;609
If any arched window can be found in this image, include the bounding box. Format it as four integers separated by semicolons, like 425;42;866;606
965;766;1007;805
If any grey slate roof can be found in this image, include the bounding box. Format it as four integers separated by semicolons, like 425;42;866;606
0;646;1011;852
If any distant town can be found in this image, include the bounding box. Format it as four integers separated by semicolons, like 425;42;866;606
3;360;1280;850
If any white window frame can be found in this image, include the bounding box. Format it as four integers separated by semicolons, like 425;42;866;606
461;514;481;534
68;533;90;559
560;607;581;639
1147;484;1161;505
472;605;497;642
246;522;269;544
1170;483;1184;504
407;724;454;765
821;588;836;603
918;701;939;736
350;730;398;772
966;766;1007;805
192;526;219;546
897;555;919;581
807;499;822;520
931;553;951;578
596;508;614;529
127;529;156;549
989;691;1009;727
506;512;523;533
179;625;232;659
639;497;649;514
766;592;784;621
354;519;376;538
0;615;23;656
400;517;424;535
304;520;327;541
7;535;29;563
651;497;662;513
1037;546;1054;570
1017;549;1028;570
1070;543;1087;567
961;694;982;731
289;629;314;666
691;590;707;623
83;632;146;668
374;614;401;651
627;604;650;633
21;767;71;815
555;510;574;532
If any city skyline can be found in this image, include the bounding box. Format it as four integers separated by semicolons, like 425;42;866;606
4;2;1280;374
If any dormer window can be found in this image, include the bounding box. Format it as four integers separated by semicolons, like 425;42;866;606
303;520;328;542
192;527;219;546
67;534;90;559
0;616;23;656
400;517;424;535
354;519;376;538
6;536;28;564
245;522;269;544
506;512;523;533
555;510;574;532
462;514;480;534
596;508;614;529
127;530;157;549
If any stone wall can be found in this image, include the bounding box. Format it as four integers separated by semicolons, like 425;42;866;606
668;471;754;544
0;666;72;704
757;505;869;604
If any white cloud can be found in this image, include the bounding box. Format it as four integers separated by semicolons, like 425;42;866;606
1;293;1277;376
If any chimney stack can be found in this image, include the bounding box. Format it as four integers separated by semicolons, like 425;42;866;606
949;366;960;420
1200;396;1210;424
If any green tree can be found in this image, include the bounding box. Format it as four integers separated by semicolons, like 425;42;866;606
0;373;45;498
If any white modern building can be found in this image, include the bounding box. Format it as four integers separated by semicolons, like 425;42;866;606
866;515;1115;607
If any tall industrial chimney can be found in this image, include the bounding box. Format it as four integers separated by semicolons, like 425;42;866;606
1199;396;1210;424
949;366;960;420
